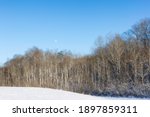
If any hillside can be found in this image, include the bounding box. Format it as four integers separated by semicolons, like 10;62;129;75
0;19;150;98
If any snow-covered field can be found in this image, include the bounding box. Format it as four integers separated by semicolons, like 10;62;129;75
0;87;102;100
0;87;144;100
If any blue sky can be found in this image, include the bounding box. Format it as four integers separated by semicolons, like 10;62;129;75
0;0;150;65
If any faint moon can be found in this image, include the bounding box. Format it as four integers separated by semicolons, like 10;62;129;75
54;40;58;43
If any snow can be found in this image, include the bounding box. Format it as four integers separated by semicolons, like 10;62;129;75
0;87;102;100
0;87;144;100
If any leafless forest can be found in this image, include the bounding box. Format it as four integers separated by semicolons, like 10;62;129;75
0;19;150;98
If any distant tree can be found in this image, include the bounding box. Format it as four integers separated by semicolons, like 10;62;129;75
130;18;150;48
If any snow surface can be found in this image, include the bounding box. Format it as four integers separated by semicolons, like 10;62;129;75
0;87;143;100
0;87;102;100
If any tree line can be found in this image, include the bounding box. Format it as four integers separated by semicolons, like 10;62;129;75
0;18;150;98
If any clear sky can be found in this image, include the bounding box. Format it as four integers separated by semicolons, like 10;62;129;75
0;0;150;65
